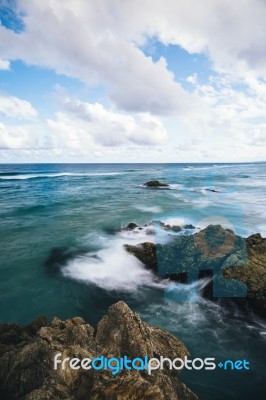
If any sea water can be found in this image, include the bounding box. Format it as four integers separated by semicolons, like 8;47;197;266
0;163;265;399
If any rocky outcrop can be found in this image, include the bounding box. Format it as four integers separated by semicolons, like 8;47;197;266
143;180;169;187
125;225;266;318
0;302;197;400
124;222;140;230
224;233;266;316
123;221;184;235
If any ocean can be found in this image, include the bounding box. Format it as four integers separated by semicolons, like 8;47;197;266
0;162;265;399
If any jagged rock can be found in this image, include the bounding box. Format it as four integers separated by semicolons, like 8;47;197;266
184;224;195;230
0;302;197;400
124;225;266;318
124;242;158;272
124;223;139;230
143;180;169;187
224;233;266;317
93;302;197;400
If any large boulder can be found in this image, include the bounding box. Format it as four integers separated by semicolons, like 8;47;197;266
124;225;266;318
224;233;266;316
0;302;197;400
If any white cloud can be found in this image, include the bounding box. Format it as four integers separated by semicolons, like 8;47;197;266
0;0;265;162
0;123;38;149
0;59;10;70
0;1;264;118
1;1;265;85
0;94;38;119
46;97;167;149
0;1;198;115
115;0;266;79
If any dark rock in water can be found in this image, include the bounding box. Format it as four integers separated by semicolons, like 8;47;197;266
144;180;169;187
172;225;182;232
184;224;195;230
125;242;158;272
205;188;219;193
0;301;197;400
124;222;139;230
124;225;266;318
162;224;181;232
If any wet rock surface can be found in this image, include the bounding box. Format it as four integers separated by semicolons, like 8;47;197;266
0;302;197;400
143;180;169;187
224;233;266;316
125;225;266;318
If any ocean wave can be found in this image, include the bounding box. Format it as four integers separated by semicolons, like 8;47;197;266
0;172;123;180
168;183;183;190
62;232;164;292
183;166;210;171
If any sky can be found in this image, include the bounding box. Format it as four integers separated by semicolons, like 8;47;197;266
0;0;266;163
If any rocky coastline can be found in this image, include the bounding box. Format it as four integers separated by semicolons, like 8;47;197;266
124;224;266;318
0;301;197;400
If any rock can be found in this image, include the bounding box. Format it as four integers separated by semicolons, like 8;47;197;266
124;223;139;230
162;224;181;232
224;233;266;317
124;242;158;272
205;188;220;193
171;225;182;232
163;224;171;231
124;225;266;318
184;224;195;230
143;180;169;187
0;302;197;400
93;302;197;400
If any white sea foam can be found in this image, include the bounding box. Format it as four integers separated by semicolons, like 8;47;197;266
160;216;186;227
0;172;123;180
168;183;183;190
62;230;167;292
134;205;163;213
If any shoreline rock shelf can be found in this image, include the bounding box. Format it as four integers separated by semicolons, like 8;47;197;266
124;225;266;318
0;301;197;400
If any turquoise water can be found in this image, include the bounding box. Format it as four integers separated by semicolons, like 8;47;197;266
0;163;265;399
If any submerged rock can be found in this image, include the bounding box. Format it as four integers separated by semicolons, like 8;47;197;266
0;302;197;400
143;180;169;187
124;225;266;318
